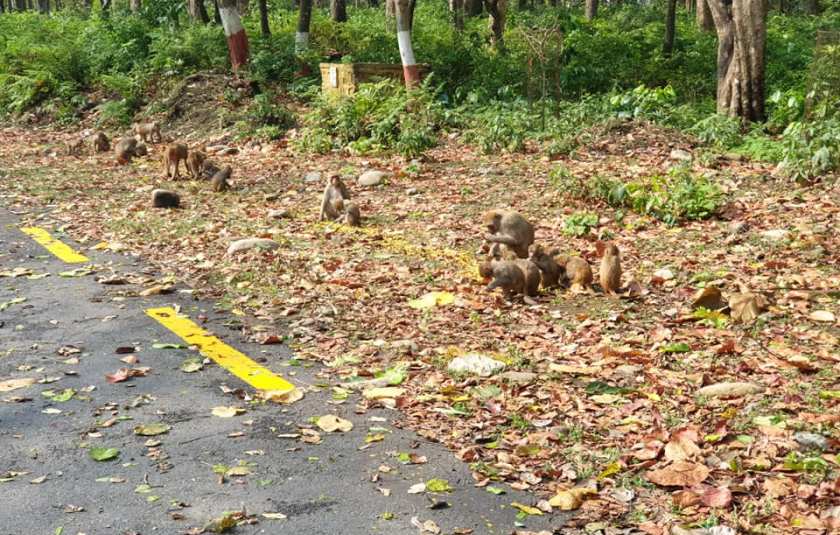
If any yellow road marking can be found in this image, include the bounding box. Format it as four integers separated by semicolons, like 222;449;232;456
20;226;90;264
146;307;295;394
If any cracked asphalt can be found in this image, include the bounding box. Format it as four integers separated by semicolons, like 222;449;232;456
0;207;561;535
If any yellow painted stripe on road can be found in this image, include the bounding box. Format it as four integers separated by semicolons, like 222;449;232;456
146;307;295;394
20;226;90;264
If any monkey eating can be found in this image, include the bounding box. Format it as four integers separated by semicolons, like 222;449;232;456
332;198;361;226
186;151;206;179
67;137;84;156
210;165;232;192
133;121;162;144
162;143;189;179
114;137;139;164
599;243;622;295
320;174;351;221
482;209;534;259
556;255;593;293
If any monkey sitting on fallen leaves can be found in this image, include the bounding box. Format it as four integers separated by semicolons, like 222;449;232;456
482;209;535;259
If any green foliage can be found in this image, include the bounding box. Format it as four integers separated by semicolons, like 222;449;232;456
562;212;598;237
778;118;840;181
295;80;444;158
688;114;743;148
609;85;677;122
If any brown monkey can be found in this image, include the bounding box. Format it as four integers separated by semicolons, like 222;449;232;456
162;143;189;179
133;121;162;143
481;260;540;297
556;255;593;293
67;137;85;156
320;175;350;221
114;137;139;164
210;165;232;192
529;244;564;289
186;151;206;179
90;132;110;153
333;199;361;227
482;210;534;259
134;143;148;157
599;243;622;295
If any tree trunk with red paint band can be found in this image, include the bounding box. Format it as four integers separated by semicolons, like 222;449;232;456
394;0;420;88
219;0;250;71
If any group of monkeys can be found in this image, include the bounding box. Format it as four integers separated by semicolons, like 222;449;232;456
70;125;619;300
67;121;234;208
479;209;623;299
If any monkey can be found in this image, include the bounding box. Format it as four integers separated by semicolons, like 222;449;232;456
556;255;593;293
152;189;180;208
200;160;220;180
114;137;139;164
528;244;565;289
134;143;148;157
186;151;206;179
599;243;622;295
90;132;110;153
332;198;361;226
320;175;351;221
133;121;162;143
67;137;85;156
480;259;540;298
162;143;189;179
482;210;534;259
210;165;232;192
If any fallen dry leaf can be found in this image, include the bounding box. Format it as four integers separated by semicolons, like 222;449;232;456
646;461;710;487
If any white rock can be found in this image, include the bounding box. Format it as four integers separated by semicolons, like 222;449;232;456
670;148;692;161
447;353;506;377
227;238;279;255
358;170;388;187
653;268;675;280
304;171;322;183
761;229;790;241
267;209;291;220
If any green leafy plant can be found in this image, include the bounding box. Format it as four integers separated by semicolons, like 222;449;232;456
563;211;598;237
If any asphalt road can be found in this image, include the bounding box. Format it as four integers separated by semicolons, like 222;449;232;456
0;206;561;535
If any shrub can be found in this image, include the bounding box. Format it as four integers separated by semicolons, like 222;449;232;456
563;211;599;237
688;114;743;148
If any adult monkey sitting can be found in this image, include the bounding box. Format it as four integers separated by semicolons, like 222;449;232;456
482;209;535;259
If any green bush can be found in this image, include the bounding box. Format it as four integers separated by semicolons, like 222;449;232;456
563;211;599;237
688;114;743;148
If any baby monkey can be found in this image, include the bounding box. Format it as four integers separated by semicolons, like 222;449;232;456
186;151;206;179
599;243;622;295
332;198;361;226
528;244;565;289
211;165;232;192
557;255;593;293
320;175;351;221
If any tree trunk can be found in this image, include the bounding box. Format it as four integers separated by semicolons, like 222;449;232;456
258;0;270;34
450;0;464;30
484;0;506;50
100;0;110;16
585;0;597;20
663;0;677;56
213;0;222;23
465;0;482;15
685;0;694;11
219;0;249;70
394;0;420;87
697;0;714;30
130;0;140;12
0;1;5;13
707;0;767;122
803;0;819;14
189;0;211;22
296;0;312;53
36;0;48;13
330;0;347;21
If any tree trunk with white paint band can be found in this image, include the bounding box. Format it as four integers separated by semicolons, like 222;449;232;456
296;0;313;54
219;0;249;70
395;0;420;87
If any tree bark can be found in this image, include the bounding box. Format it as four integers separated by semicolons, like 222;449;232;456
484;0;506;50
707;0;767;122
0;1;5;13
685;0;694;11
258;0;270;34
330;0;347;21
450;0;464;30
296;0;312;53
189;0;211;23
585;0;597;20
219;0;250;70
394;0;420;87
213;0;222;23
465;0;482;15
803;0;819;14
130;0;141;12
36;0;48;13
697;0;714;31
663;0;677;56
